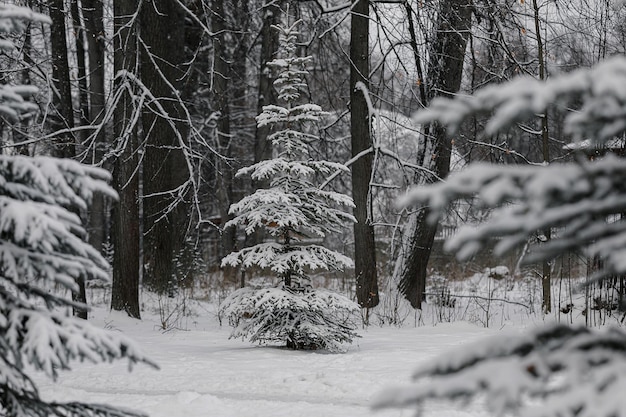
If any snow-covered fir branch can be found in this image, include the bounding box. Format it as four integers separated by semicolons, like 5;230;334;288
400;154;626;279
0;154;158;417
221;287;359;353
0;6;156;417
400;56;626;280
374;325;626;417
382;46;626;417
415;55;626;145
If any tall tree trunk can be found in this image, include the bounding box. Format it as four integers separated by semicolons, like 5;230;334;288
111;0;140;319
231;0;252;258
16;12;33;156
212;0;236;264
48;0;85;317
350;0;379;309
214;0;253;281
533;0;551;313
255;1;281;166
70;2;89;132
47;0;75;158
394;0;472;308
248;0;282;253
84;0;108;255
141;0;190;295
231;0;251;132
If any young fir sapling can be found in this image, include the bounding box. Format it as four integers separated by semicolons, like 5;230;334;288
220;18;359;352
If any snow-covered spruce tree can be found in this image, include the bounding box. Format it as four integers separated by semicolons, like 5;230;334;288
375;56;626;416
0;5;155;417
220;19;359;352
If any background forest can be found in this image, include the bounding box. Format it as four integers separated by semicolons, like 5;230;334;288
4;0;626;416
2;0;626;321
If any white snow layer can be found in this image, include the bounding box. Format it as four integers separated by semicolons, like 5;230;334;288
32;307;494;417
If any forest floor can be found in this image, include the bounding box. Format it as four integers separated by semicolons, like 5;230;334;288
34;269;618;417
35;304;500;417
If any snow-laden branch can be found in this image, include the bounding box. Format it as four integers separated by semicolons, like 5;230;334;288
223;242;354;273
103;67;222;231
374;324;626;417
219;286;360;352
320;146;373;189
319;144;436;190
311;0;352;13
220;17;358;353
401;150;626;279
173;0;216;37
0;155;157;417
414;55;626;145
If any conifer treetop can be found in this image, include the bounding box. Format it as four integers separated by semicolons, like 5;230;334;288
268;20;311;103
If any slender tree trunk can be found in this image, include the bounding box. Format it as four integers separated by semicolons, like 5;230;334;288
533;0;551;313
255;1;282;166
16;13;33;156
48;0;86;317
350;0;379;309
212;0;236;264
111;0;141;319
70;2;89;132
231;0;251;132
70;3;99;319
230;0;253;284
141;0;190;295
395;0;472;308
84;0;108;255
47;0;75;157
247;1;282;253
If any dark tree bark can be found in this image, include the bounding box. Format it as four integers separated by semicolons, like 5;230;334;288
70;2;89;131
47;0;75;158
350;0;379;309
111;0;140;319
213;0;255;280
533;0;552;314
84;0;105;131
255;0;282;166
16;14;33;156
47;0;86;318
83;0;108;255
141;0;190;295
212;0;236;262
396;125;450;307
245;0;282;255
230;0;253;257
395;0;472;308
230;0;251;128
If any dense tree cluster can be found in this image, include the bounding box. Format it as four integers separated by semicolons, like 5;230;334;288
3;0;626;413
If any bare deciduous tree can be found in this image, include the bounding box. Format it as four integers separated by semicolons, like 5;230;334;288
350;0;379;311
141;0;191;295
394;0;472;308
111;0;140;319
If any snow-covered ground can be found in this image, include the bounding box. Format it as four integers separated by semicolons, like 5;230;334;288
33;268;616;417
34;302;501;417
